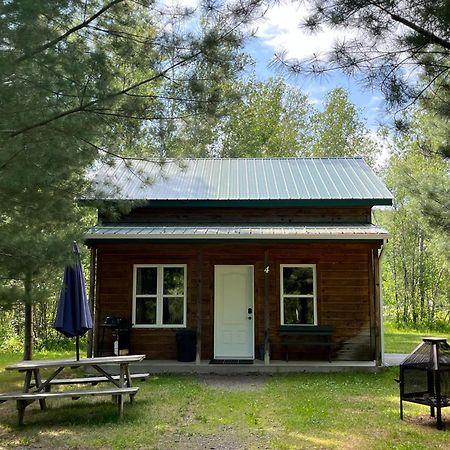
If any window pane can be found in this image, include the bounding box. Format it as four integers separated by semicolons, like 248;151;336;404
163;267;185;295
283;297;314;324
136;267;157;295
283;267;314;295
136;297;157;324
162;297;184;325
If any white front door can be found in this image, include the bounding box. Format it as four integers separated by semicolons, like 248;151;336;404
214;265;254;359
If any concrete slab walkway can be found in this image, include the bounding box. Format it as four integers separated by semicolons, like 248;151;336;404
384;353;408;366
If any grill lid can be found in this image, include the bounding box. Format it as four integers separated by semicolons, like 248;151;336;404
401;337;450;370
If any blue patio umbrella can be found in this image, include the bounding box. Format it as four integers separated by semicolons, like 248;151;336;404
54;242;93;360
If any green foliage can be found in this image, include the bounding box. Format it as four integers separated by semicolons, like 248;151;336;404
290;1;450;110
392;112;450;236
218;78;312;157
377;112;450;328
181;78;379;162
279;1;450;162
0;0;262;356
384;322;450;353
307;88;378;166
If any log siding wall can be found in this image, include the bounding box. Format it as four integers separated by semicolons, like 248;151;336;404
100;206;372;225
93;241;382;361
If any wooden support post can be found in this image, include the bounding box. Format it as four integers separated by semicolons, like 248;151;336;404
33;369;47;409
118;393;124;419
87;247;97;358
17;400;26;426
264;250;270;365
368;251;376;359
373;250;382;366
196;250;203;365
23;370;32;392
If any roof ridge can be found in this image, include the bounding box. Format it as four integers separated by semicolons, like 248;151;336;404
119;156;365;163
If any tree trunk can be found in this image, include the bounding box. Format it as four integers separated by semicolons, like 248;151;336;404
23;271;33;360
418;231;426;323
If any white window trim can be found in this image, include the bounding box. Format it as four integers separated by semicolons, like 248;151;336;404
280;264;317;326
132;264;187;328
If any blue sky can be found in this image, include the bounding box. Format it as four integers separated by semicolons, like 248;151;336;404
242;2;389;131
167;0;390;135
245;38;387;130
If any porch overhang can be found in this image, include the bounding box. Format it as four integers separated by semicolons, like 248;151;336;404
85;223;389;243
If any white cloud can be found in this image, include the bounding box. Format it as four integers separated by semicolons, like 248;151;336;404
254;2;358;61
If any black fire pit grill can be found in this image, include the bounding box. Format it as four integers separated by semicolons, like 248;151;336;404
398;337;450;429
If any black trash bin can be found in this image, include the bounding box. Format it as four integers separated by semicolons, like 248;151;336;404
176;329;196;362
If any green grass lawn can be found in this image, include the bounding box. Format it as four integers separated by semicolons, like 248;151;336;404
1;351;449;449
384;322;450;353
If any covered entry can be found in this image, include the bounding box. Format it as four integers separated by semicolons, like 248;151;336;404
214;265;254;360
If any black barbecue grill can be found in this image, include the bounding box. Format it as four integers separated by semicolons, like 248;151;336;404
398;337;450;429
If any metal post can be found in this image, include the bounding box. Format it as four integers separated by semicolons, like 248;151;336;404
435;370;443;429
399;366;404;420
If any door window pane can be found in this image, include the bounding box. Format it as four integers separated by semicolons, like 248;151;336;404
283;297;314;325
136;267;157;295
283;267;313;295
135;297;157;324
162;297;184;325
163;267;185;295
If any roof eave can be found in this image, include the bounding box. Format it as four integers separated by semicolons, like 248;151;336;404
80;198;393;208
85;233;390;243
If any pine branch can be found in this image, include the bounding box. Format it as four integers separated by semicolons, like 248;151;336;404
85;108;204;121
373;3;450;52
76;137;156;185
7;51;202;139
395;67;450;113
77;137;154;163
14;0;125;65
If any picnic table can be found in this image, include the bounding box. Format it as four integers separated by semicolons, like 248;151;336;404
0;355;148;425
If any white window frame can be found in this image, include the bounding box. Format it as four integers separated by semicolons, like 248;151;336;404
132;264;187;328
280;264;317;326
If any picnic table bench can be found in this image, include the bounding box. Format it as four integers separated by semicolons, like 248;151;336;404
280;325;335;362
0;387;139;425
29;373;149;390
0;355;146;425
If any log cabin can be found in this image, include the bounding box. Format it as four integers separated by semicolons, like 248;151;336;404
84;157;392;366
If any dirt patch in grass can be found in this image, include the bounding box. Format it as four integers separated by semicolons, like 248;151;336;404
404;413;449;429
156;425;271;450
195;375;271;391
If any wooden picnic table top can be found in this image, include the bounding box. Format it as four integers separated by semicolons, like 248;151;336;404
5;354;146;371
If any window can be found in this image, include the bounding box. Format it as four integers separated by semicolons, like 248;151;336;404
280;265;317;325
133;265;186;327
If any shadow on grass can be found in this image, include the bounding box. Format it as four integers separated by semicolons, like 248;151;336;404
2;397;146;430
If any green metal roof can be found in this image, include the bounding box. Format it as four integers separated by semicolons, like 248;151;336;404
87;157;392;205
86;223;389;241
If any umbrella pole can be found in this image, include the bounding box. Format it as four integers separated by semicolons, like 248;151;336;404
76;336;80;361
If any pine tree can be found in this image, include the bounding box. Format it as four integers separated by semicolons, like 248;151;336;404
0;0;264;358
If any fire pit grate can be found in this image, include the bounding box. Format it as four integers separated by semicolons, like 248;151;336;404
398;337;450;430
